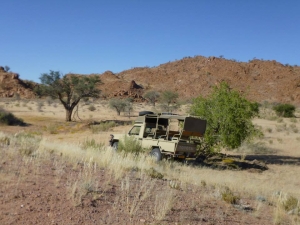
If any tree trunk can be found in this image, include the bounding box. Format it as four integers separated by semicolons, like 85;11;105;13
65;108;73;121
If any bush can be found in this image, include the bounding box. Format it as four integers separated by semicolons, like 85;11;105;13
283;195;299;211
221;187;240;204
81;138;105;150
88;105;96;111
0;107;24;126
190;82;259;154
118;135;143;156
273;103;296;117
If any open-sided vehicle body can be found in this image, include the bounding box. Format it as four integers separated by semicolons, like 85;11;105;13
112;113;207;161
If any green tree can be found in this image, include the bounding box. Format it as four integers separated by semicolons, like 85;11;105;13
159;90;179;112
109;98;128;115
273;103;295;117
190;82;259;154
35;71;101;121
143;90;160;106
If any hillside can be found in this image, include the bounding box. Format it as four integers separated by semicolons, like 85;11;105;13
0;67;36;99
1;56;300;104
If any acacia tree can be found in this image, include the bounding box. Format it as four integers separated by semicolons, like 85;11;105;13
35;70;101;121
190;82;260;154
159;90;179;112
109;98;128;115
143;90;160;106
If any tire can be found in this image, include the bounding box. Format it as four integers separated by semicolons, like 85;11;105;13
150;148;162;161
139;111;154;116
112;142;118;151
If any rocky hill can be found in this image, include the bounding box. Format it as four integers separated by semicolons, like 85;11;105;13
1;56;300;104
0;67;36;99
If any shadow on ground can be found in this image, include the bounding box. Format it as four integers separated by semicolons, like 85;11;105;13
243;155;300;165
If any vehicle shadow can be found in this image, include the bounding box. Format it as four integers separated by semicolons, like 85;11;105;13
243;154;300;166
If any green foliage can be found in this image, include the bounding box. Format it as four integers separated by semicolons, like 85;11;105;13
34;71;101;121
159;90;179;112
273;103;296;118
0;107;24;126
143;90;160;106
118;135;143;156
109;98;128;115
190;82;259;153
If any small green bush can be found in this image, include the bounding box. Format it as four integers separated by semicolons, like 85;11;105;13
283;196;299;211
146;168;164;179
273;104;296;118
90;121;116;133
81;138;104;150
88;105;96;111
118;135;143;156
0;107;24;125
221;187;240;204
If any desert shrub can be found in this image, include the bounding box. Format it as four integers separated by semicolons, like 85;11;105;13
88;105;96;111
81;138;104;150
190;82;260;154
13;132;41;156
118;135;143;156
0;107;24;125
266;127;272;133
46;124;59;134
283;195;299;211
146;168;164;179
290;117;297;123
273;103;296;117
90;121;116;133
221;187;240;204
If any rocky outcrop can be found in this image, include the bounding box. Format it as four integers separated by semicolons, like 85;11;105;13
0;69;36;99
110;80;145;102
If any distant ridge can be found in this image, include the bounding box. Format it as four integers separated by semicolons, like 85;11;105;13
1;56;299;104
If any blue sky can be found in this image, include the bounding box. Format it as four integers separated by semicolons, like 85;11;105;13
1;0;299;82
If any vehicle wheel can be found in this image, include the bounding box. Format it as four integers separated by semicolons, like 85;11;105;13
139;111;154;116
112;142;118;151
150;148;162;161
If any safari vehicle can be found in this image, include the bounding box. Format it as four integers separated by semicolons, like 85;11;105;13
112;112;207;161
